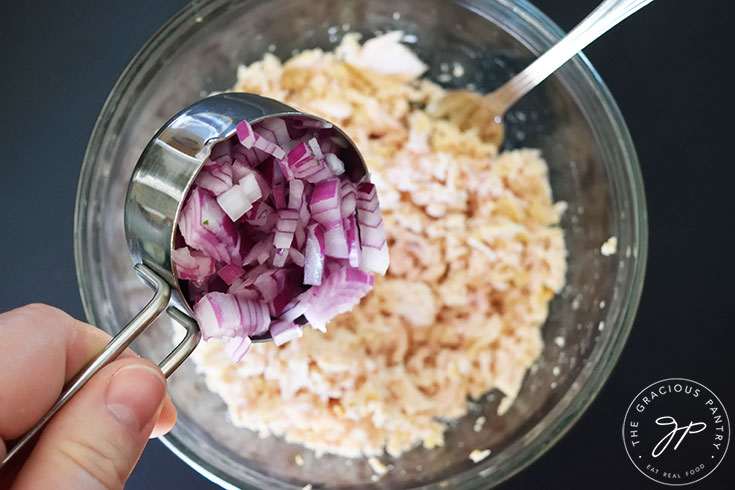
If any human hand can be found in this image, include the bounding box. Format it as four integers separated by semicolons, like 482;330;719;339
0;304;178;489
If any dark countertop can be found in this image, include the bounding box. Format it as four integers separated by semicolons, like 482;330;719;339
1;1;732;489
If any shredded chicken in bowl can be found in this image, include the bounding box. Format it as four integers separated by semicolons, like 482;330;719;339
193;32;567;460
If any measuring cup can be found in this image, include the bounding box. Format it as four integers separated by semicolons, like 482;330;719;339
1;92;367;466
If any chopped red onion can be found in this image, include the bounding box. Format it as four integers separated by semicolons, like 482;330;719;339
234;296;270;336
300;264;374;332
242;234;274;266
179;188;241;264
274;208;299;249
237;120;286;160
272;247;289;268
240;172;262;203
172;247;216;281
195;163;234;196
325;153;345;175
240;201;276;231
240;262;268;286
270;321;302;346
224;336;252;363
217;183;253;222
217;264;245;285
303;223;325;285
176;116;390;360
289;248;305;267
343;215;361;268
232;145;266;167
288;179;305;210
355;183;390;274
310;179;342;225
253;270;279;302
340;179;356;218
323;220;349;259
272;182;287;209
193;292;244;340
256;117;290;146
280;298;309;323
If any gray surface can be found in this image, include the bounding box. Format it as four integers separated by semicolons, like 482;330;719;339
1;0;732;489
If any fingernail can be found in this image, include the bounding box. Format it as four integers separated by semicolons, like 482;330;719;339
105;365;165;432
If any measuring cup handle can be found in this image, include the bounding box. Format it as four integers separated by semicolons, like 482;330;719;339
0;263;198;468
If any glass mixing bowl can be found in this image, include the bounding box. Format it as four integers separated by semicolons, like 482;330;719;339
74;0;647;488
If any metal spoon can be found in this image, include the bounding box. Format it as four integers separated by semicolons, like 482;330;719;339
430;0;654;146
1;92;367;467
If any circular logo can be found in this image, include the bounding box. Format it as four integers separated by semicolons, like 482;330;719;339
622;378;730;486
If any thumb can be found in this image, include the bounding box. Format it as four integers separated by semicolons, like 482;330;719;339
12;358;167;490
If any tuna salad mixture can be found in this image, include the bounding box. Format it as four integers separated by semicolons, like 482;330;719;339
192;33;567;458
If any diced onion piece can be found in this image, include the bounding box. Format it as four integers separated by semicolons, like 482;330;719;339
228;275;260;299
310;179;342;225
240;263;268;286
340;180;356;218
303;164;335;184
274;208;299;249
232;144;266;167
307;138;324;160
301;265;374;332
325;153;345;175
236;120;257;147
288;179;305;210
304;223;326;285
254;136;286;160
193;292;270;340
343;215;360;268
235;296;271;336
232;166;271;200
242;235;274;266
240;201;276;231
239;172;262;203
171;247;216;281
270;321;302;346
253;271;279;302
273;183;287;209
289;248;305;267
356;183;390;275
280;298;309;323
256;117;290;146
236;120;286;160
224;336;252;363
268;267;303;316
323;220;349;259
272;248;289;267
217;264;245;285
193;292;243;340
179;188;240;264
217;183;253;222
195;163;234;196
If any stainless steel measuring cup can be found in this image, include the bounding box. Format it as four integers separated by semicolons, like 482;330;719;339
2;92;367;466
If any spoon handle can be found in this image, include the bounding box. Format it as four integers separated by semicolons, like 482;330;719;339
487;0;654;113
